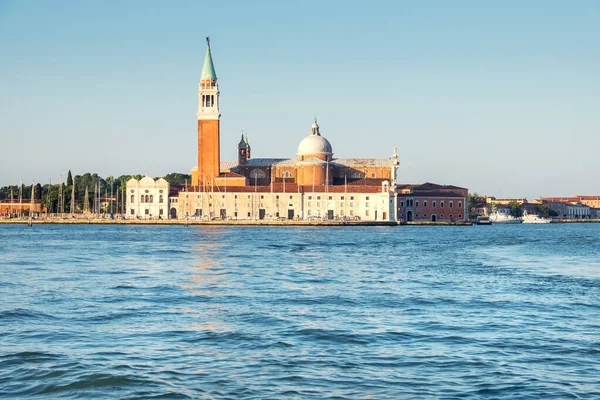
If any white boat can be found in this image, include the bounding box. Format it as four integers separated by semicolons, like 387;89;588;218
522;213;551;224
489;211;522;224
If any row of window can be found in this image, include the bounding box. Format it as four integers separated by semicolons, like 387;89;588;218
131;209;165;215
401;200;462;208
414;213;463;219
132;195;164;203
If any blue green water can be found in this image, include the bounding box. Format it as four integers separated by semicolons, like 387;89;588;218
1;224;599;399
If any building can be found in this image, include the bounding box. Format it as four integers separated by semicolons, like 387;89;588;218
0;200;42;217
126;176;170;219
176;38;400;221
539;196;600;209
545;201;590;219
396;183;468;222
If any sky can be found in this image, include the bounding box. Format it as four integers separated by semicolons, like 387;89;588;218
1;0;599;198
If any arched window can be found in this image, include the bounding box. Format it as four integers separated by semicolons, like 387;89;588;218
281;171;293;178
131;195;134;203
159;195;164;203
145;195;149;203
250;169;266;179
149;195;153;203
351;171;364;179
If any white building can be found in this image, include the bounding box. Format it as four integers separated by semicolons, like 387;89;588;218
172;180;396;222
126;176;170;219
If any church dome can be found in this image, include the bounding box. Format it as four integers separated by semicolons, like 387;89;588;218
297;120;333;156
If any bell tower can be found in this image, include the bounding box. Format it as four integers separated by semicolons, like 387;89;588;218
238;133;251;165
196;37;220;187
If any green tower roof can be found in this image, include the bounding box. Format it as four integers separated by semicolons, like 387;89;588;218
201;37;217;80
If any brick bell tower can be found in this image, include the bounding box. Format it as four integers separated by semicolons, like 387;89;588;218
196;37;221;187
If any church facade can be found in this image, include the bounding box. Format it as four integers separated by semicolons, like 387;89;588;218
176;39;399;221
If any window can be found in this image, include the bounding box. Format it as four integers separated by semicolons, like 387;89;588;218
276;195;279;200
131;195;134;203
450;201;453;208
281;171;293;178
416;201;419;207
235;195;238;199
400;201;404;207
458;214;462;218
276;212;279;217
458;202;462;208
260;195;264;199
350;210;354;216
130;209;134;215
248;195;251;199
350;202;354;207
316;202;321;207
308;210;312;216
424;201;427;207
366;196;370;200
308;202;312;207
159;190;163;193
222;195;225;199
341;196;345;200
365;210;370;216
145;209;149;215
441;214;444;218
250;169;266;179
317;196;321;200
130;190;134;193
234;212;238;217
371;173;375;178
424;214;427;217
350;196;354;200
450;214;453;219
159;195;163;203
149;195;153;203
366;202;370;207
289;195;293;199
308;196;312;200
433;201;436;207
247;212;251;217
328;196;332;200
159;209;164;215
441;201;444;208
340;210;345;216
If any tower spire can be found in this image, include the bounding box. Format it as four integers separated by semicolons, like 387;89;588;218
201;37;217;80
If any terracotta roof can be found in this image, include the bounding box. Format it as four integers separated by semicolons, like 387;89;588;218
173;183;385;194
398;190;465;198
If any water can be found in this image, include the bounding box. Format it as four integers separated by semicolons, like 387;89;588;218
1;224;599;399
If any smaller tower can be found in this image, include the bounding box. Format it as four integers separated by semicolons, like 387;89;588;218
238;133;251;165
391;146;400;185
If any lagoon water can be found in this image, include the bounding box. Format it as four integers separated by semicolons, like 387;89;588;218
1;224;599;399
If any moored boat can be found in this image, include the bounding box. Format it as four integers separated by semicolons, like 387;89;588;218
489;212;522;224
522;213;551;224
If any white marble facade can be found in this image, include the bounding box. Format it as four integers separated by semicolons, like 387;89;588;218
126;177;169;219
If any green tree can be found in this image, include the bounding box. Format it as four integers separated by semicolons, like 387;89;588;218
163;173;191;185
508;200;523;218
66;170;73;187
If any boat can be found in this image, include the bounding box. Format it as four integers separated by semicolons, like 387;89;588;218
475;216;492;225
521;212;551;224
489;211;522;224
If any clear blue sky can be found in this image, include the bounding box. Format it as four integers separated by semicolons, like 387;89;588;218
1;0;599;198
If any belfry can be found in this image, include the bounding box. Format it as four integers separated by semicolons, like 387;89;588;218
194;37;221;187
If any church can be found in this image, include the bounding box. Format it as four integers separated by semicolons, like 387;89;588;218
173;38;400;222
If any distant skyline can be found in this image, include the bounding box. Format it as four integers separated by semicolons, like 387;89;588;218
1;1;599;199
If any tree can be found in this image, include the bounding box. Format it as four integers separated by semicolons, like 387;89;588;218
66;170;73;187
163;173;191;185
508;200;523;218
